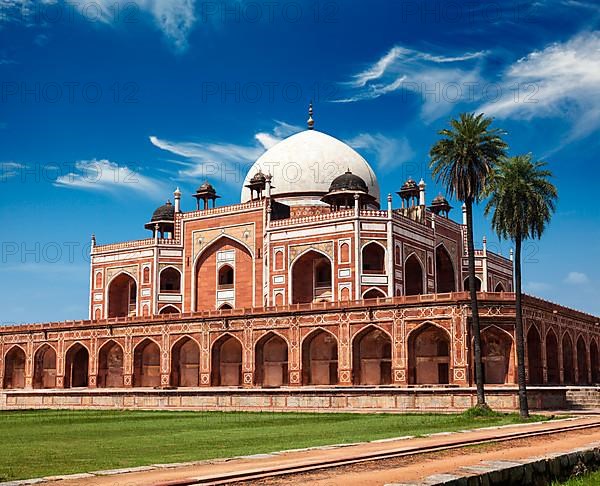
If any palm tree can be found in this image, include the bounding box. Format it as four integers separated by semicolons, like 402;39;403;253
485;154;557;418
429;113;507;408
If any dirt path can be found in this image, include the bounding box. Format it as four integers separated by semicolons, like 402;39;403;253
250;427;600;485
47;417;600;486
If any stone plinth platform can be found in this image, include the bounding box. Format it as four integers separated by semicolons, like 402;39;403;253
0;386;571;413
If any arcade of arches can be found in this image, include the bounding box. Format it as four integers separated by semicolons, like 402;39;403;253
2;303;599;389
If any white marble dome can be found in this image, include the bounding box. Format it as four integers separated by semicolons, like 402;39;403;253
240;129;380;206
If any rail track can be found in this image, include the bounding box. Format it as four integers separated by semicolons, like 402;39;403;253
157;420;600;486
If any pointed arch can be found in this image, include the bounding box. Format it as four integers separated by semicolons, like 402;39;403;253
562;332;575;384
362;287;387;299
159;266;181;293
463;276;482;292
107;271;137;318
254;332;288;387
170;336;200;387
97;340;124;388
546;329;560;384
211;333;243;386
408;322;451;385
526;325;543;384
404;253;424;296
3;345;26;389
290;249;333;304
64;342;89;388
591;338;600;384
480;325;513;384
133;338;161;387
576;335;589;385
194;235;254;312
302;329;338;385
33;344;57;389
218;264;234;288
159;305;180;314
435;244;456;293
494;282;506;292
361;241;386;274
352;325;392;385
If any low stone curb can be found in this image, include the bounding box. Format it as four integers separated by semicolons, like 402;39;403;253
386;441;600;485
0;417;583;486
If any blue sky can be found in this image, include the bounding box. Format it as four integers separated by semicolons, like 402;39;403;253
1;0;599;323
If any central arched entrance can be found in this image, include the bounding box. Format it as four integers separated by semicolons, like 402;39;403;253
352;327;392;385
3;346;26;389
255;333;288;387
211;334;243;386
64;343;89;388
170;337;200;387
435;245;455;293
33;345;56;389
133;339;161;387
408;324;450;385
291;251;332;304
195;236;253;311
97;341;124;388
302;330;338;385
108;273;137;318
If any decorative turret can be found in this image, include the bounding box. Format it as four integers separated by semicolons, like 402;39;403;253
429;193;452;218
321;169;378;210
193;181;220;210
145;200;175;238
245;171;267;201
397;178;420;208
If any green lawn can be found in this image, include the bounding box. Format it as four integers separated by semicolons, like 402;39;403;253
1;409;546;481
553;471;600;485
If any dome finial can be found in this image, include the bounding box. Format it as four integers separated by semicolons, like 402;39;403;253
307;101;314;130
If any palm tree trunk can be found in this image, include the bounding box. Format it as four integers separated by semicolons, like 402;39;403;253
465;199;486;407
514;236;529;418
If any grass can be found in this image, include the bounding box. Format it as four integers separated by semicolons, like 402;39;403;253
552;470;600;485
0;408;548;481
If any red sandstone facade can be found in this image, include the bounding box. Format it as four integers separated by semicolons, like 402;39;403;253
1;122;598;393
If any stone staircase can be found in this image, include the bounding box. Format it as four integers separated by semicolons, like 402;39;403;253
565;387;600;410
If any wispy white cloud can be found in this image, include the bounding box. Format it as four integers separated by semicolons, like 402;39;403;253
1;0;196;51
255;120;302;149
346;133;414;169
54;159;165;197
335;44;486;122
565;271;590;285
0;161;25;180
150;121;303;185
480;31;600;141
